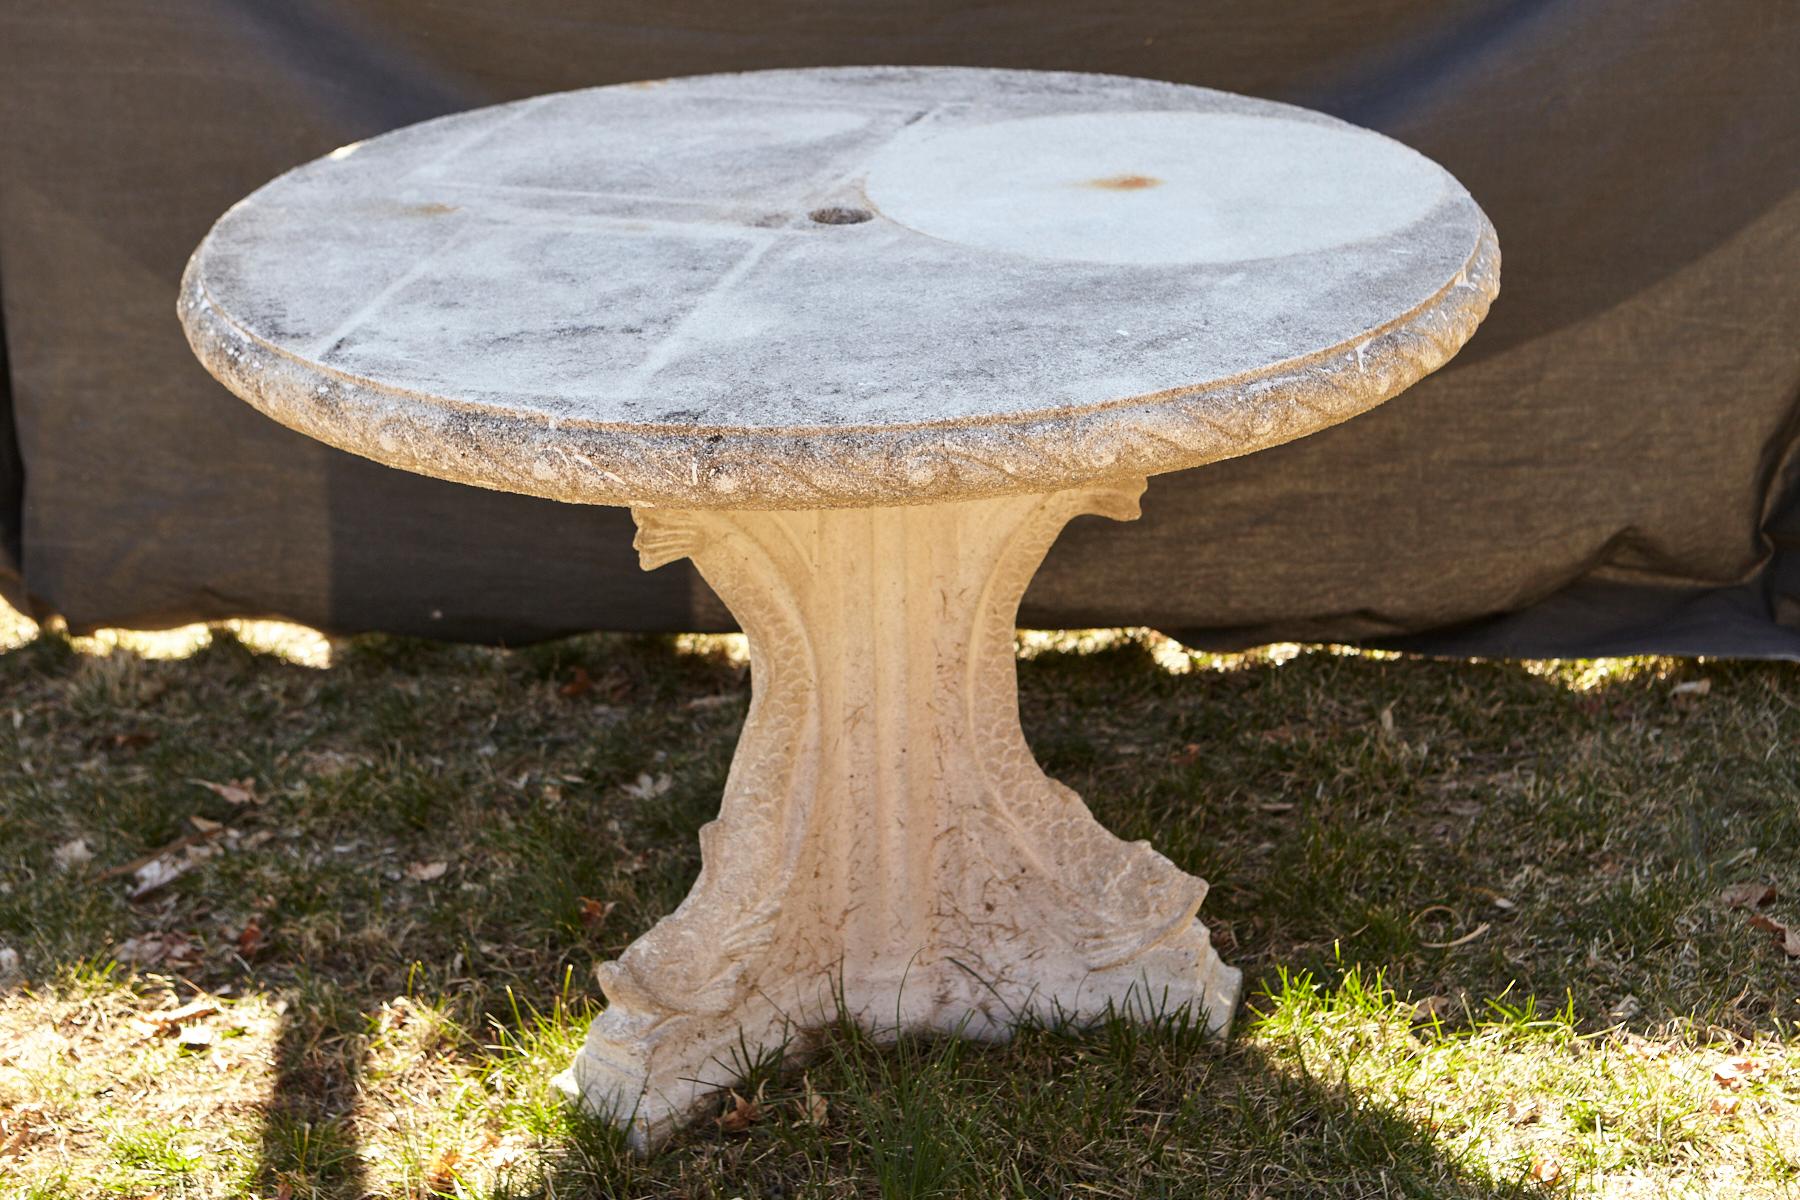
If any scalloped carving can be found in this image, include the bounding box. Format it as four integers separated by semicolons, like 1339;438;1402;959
555;481;1240;1148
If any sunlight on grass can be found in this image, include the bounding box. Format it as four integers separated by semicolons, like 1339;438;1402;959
0;977;278;1199
0;596;34;653
672;630;750;667
1017;625;1679;697
320;976;605;1198
0;594;333;668
4;959;1795;1199
103;1123;205;1192
1017;626;1309;673
3;590;1795;1195
1252;963;1799;1196
0;970;595;1199
1520;656;1682;692
353;990;571;1198
69;619;334;669
3;591;1673;692
676;625;1313;677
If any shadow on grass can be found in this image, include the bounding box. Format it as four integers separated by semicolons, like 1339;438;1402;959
257;1007;371;1199
0;626;1795;1196
535;1001;1551;1199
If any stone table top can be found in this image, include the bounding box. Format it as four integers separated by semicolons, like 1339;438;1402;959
180;66;1499;509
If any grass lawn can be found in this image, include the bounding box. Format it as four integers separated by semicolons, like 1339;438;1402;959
0;596;1795;1198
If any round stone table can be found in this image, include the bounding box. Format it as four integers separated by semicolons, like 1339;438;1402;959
179;66;1498;1147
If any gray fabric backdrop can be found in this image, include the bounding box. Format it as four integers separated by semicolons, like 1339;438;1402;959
1;1;1796;657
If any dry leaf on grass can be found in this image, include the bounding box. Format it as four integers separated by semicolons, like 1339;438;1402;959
423;1145;464;1194
716;1083;766;1133
1504;1096;1541;1125
560;665;631;701
127;840;224;901
152;999;220;1034
404;860;449;883
100;824;229;891
488;1132;532;1173
1530;1157;1564;1185
175;1023;215;1051
620;772;673;801
236;918;265;957
376;996;417;1033
1411;995;1456;1023
115;932;199;968
301;750;361;778
1671;678;1711;697
1712;1058;1769;1090
425;1131;519;1189
52;837;92;871
1720;882;1776;909
1420;922;1490;949
578;897;617;931
129;856;190;900
1621;1032;1673;1059
800;1077;828;1127
1747;913;1800;958
191;777;259;805
0;1105;48;1158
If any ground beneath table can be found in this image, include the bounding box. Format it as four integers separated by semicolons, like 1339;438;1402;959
0;604;1795;1197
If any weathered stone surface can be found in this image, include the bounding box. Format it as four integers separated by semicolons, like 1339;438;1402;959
179;67;1498;1150
179;66;1498;510
556;479;1239;1148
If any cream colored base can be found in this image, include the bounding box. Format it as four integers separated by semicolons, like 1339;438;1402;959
554;479;1240;1149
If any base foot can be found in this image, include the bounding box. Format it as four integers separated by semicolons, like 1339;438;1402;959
559;923;1240;1151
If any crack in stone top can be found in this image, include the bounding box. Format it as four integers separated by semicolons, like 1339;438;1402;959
178;66;1500;509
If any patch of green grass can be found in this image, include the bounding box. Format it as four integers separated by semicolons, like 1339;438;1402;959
104;1123;205;1189
830;1018;982;1199
0;601;1796;1197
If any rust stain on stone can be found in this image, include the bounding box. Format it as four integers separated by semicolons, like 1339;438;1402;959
407;202;459;216
1082;174;1162;191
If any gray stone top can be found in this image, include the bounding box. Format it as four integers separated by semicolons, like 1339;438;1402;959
180;67;1499;509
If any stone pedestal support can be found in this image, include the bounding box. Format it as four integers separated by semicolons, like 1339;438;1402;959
554;479;1240;1147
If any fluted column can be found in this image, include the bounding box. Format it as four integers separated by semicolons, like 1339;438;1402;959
556;479;1239;1148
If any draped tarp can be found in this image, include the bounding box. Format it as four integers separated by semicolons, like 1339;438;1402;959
1;1;1795;656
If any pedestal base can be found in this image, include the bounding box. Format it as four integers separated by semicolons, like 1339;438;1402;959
555;479;1239;1149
